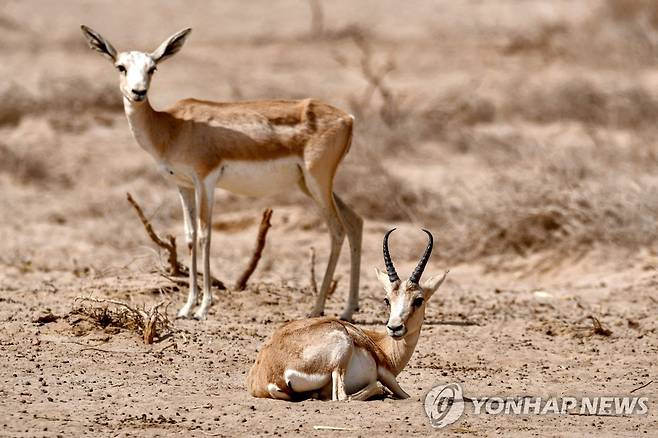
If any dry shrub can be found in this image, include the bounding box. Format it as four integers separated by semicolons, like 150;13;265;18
0;141;50;184
38;76;121;132
423;91;495;128
0;77;121;131
73;298;173;344
336;145;427;222
507;77;658;128
0;83;35;126
38;76;121;114
564;0;658;66
603;0;658;29
503;23;568;57
333;33;404;128
416;129;658;262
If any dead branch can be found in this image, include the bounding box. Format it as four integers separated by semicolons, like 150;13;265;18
327;276;340;298
74;296;172;344
126;192;184;276
234;208;273;290
308;247;339;298
630;380;653;393
79;347;139;354
127;192;226;290
589;316;613;337
309;247;319;295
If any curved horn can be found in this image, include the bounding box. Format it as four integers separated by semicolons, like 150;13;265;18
409;229;433;285
383;228;400;283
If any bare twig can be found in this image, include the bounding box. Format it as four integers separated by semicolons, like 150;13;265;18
327;276;340;298
313;426;354;431
157;342;178;353
235;208;273;290
309;247;319;295
79;347;138;354
630;380;653;394
309;248;339;297
126;192;184;276
589;316;613;337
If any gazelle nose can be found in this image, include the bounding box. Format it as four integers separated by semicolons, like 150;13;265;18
132;88;147;96
387;324;403;332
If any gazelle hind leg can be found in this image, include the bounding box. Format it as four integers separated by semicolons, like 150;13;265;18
331;368;348;401
334;194;362;321
303;172;345;317
177;186;198;319
194;173;219;320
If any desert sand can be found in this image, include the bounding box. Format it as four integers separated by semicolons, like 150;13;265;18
1;1;657;436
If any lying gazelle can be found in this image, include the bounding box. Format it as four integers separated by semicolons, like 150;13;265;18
80;26;363;320
248;229;448;401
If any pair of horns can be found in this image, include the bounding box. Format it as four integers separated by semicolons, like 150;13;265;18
383;228;433;285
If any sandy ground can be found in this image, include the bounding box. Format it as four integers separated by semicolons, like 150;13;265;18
1;1;658;436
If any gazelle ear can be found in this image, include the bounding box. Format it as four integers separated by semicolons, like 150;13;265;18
420;270;449;297
374;267;395;293
151;28;192;63
80;25;117;62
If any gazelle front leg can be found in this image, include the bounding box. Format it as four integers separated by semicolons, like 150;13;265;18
377;367;410;399
194;173;219;320
348;381;384;401
177;186;198;319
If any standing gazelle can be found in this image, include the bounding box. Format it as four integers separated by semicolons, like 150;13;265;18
80;26;363;320
248;229;448;401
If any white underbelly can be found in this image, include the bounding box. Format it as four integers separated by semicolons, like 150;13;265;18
217;157;302;197
344;347;378;394
281;348;377;396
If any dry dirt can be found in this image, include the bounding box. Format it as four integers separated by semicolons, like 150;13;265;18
1;1;658;436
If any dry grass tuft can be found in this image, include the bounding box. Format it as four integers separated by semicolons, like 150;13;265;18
603;0;658;29
73;297;173;344
337;147;427;222
0;77;121;131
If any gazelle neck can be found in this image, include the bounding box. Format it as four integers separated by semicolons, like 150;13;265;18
376;308;426;376
123;97;167;158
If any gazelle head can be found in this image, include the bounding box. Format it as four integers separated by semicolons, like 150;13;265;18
375;229;448;339
80;25;192;103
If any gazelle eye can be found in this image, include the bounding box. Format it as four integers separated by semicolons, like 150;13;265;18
383;298;390;307
412;297;424;307
116;65;126;74
147;66;156;75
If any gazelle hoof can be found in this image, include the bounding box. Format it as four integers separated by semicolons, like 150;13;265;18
339;310;356;322
176;306;194;319
193;311;208;321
